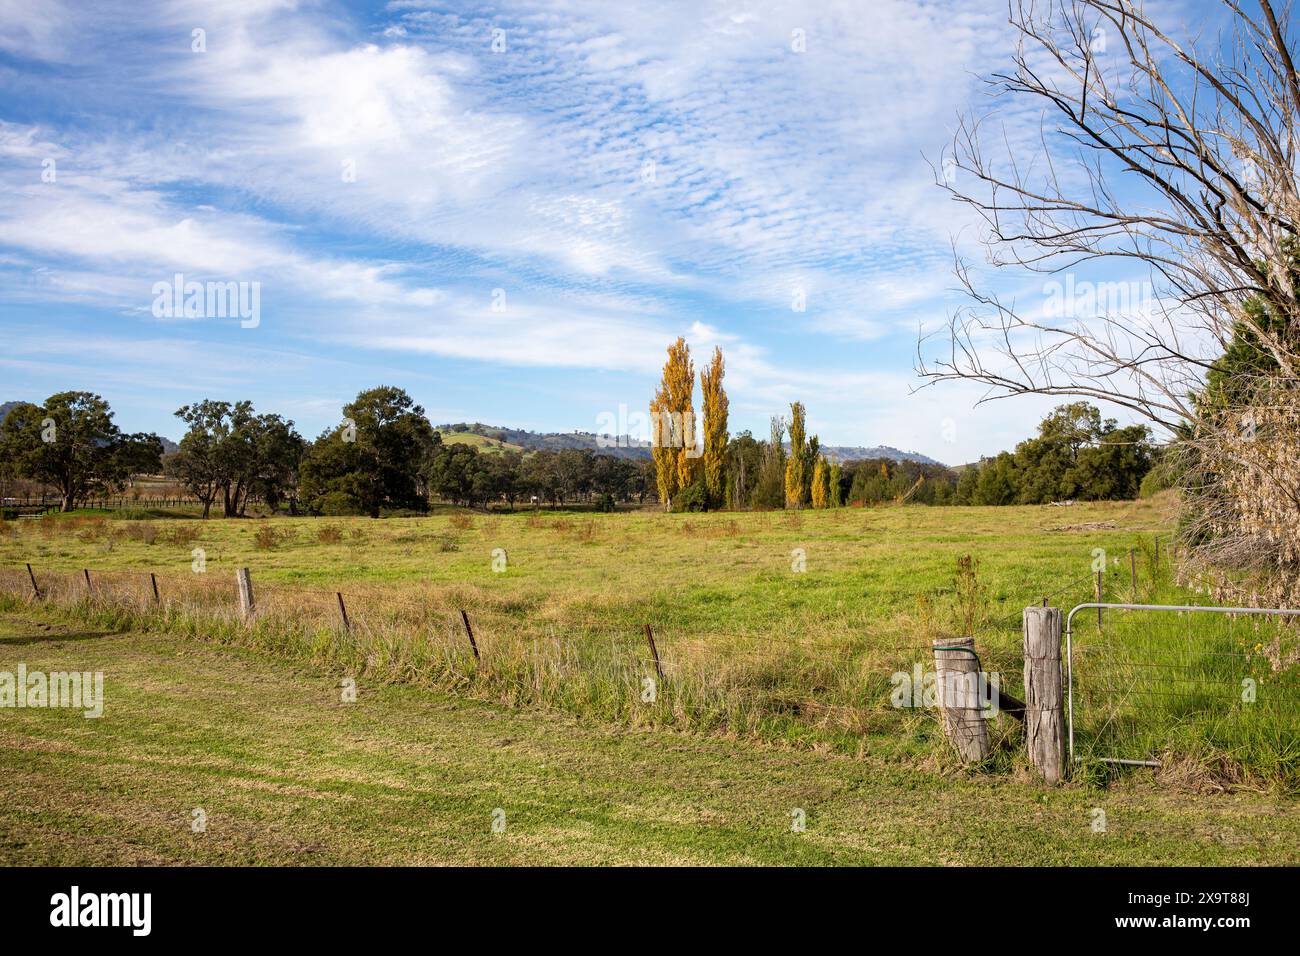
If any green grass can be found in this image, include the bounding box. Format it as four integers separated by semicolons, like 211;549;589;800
1;612;1296;865
435;431;527;455
0;494;1295;787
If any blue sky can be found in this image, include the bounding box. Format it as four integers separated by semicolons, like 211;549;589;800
0;0;1210;462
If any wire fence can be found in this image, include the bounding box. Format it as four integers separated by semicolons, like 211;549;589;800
0;564;937;744
2;533;1297;780
1067;603;1300;770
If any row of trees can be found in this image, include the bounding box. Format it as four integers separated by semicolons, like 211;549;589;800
0;386;1154;518
954;404;1154;506
646;342;1156;513
169;387;655;516
647;338;1154;512
0;387;657;517
648;341;852;511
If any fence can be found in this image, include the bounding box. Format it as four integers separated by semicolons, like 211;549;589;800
0;564;907;748
1;496;198;512
2;541;1296;782
1064;602;1300;769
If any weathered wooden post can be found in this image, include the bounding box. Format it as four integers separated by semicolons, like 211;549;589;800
82;568;93;597
643;623;665;684
150;572;160;605
932;636;990;763
26;563;41;600
1095;570;1103;628
1023;606;1065;784
459;609;480;661
236;568;255;621
336;592;351;633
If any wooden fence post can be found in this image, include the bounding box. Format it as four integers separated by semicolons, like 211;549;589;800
643;623;665;684
336;592;351;633
82;568;93;597
1096;570;1103;628
1023;606;1065;784
150;572;160;605
459;609;480;661
932;636;990;764
236;568;255;621
26;563;41;600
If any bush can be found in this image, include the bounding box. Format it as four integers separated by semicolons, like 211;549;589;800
317;524;344;544
121;522;158;544
1139;461;1174;498
159;524;200;547
595;493;616;513
314;491;365;516
253;525;296;550
671;481;709;513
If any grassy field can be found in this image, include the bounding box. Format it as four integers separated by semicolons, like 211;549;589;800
435;431;527;455
0;495;1296;790
1;611;1296;865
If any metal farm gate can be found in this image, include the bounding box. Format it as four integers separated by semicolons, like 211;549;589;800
1065;602;1300;767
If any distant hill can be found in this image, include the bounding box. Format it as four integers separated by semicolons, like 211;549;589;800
436;422;946;467
1;403;942;467
436;422;654;461
435;430;528;455
819;445;945;467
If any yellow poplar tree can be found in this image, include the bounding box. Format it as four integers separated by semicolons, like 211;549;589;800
784;401;807;509
651;337;694;509
811;456;829;509
700;346;729;506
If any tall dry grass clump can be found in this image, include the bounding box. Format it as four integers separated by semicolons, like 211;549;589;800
1182;376;1300;608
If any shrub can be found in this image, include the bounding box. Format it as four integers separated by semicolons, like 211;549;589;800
671;481;709;513
253;525;296;550
159;524;200;547
449;513;474;530
122;522;158;544
595;493;616;513
317;524;344;545
315;491;365;516
1139;461;1174;498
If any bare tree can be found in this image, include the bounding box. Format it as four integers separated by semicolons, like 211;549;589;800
919;0;1299;431
920;0;1300;599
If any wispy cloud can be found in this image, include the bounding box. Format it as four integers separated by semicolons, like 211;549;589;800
0;0;1191;462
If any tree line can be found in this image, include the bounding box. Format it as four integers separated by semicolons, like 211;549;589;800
0;387;654;516
0;381;1154;517
647;340;1154;511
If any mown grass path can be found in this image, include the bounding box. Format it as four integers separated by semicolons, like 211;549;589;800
1;613;1296;865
